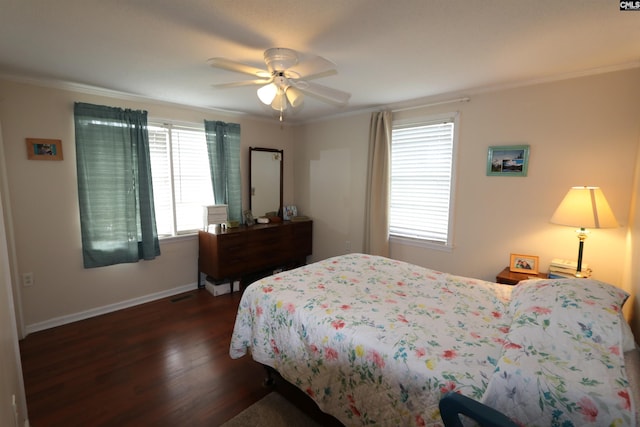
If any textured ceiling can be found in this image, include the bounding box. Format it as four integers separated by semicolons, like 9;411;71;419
1;0;638;123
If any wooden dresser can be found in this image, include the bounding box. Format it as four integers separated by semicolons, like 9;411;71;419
198;220;312;285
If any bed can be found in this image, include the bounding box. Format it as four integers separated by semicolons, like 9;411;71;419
230;253;639;426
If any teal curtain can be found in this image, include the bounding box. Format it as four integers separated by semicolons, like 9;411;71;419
204;120;241;223
74;102;160;268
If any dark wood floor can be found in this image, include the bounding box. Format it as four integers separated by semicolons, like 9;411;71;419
20;289;272;426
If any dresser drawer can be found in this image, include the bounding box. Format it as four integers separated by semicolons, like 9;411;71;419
291;221;312;256
246;226;292;267
198;221;312;281
248;226;287;247
217;232;246;252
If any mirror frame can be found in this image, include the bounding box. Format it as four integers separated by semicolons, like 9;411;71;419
249;147;284;218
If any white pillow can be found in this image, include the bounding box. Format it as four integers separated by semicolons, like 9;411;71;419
483;278;634;427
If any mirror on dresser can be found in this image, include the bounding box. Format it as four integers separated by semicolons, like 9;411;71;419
249;147;283;218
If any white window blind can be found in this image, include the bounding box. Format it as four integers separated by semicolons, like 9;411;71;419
148;123;214;236
390;116;456;246
148;125;173;236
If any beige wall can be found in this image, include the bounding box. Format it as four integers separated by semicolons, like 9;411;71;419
293;68;640;335
292;112;371;261
0;79;295;331
0;202;25;427
1;68;639;426
1;68;639;336
626;119;640;337
0;124;28;427
396;70;637;281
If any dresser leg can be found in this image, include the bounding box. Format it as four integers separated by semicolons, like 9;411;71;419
197;271;206;289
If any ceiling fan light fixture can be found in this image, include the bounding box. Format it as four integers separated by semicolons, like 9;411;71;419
210;47;350;121
271;90;288;111
285;86;304;108
264;47;298;72
257;83;277;105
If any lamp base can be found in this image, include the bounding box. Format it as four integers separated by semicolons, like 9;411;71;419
575;228;587;277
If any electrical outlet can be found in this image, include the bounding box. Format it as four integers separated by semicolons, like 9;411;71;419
23;272;34;287
345;240;351;253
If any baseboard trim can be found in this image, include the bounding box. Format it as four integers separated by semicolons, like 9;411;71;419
24;282;197;335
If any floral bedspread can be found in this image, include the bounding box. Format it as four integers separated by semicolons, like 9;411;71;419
229;253;513;426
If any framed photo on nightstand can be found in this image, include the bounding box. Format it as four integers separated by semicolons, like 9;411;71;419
509;253;539;274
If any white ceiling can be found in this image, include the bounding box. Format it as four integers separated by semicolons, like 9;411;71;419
1;0;639;123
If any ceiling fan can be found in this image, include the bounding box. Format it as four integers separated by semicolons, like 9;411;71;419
208;48;351;121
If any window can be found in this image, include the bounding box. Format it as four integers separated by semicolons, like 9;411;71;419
390;113;458;248
148;122;214;237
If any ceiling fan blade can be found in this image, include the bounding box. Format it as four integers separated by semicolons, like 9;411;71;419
293;81;351;106
287;55;337;80
288;68;337;81
208;58;271;78
213;78;272;89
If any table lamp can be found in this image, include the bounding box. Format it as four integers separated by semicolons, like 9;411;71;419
550;186;618;277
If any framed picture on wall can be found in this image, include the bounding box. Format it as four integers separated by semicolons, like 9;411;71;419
486;145;529;177
509;253;539;274
26;138;63;161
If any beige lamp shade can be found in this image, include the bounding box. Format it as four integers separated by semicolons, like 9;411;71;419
550;186;618;229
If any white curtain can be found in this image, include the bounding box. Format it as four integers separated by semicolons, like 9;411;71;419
364;111;391;256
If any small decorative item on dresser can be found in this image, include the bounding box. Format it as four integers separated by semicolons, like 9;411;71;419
243;210;255;226
203;205;228;231
509;253;539;274
265;211;282;223
283;205;297;220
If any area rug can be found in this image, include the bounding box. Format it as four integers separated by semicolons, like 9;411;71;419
221;392;323;427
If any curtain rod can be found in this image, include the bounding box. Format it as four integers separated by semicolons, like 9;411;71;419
392;97;470;113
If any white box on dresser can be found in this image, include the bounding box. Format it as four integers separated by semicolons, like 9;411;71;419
203;205;228;230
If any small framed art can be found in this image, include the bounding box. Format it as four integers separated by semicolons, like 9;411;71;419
243;210;255;226
509;253;539;274
486;145;529;176
283;205;297;220
26;138;63;161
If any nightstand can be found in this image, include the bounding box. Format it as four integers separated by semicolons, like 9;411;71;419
496;267;548;285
